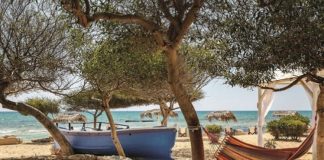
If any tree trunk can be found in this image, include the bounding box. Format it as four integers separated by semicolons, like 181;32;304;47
159;100;170;126
93;116;97;129
94;110;103;129
102;96;126;157
165;48;204;160
93;110;98;129
317;84;324;159
0;97;73;155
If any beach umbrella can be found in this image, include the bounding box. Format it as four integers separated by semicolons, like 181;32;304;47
52;113;87;123
140;109;178;119
207;111;237;122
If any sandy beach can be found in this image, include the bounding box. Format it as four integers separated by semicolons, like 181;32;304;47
0;133;312;160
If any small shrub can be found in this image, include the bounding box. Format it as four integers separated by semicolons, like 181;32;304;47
284;120;307;140
264;139;277;149
280;113;310;126
267;120;280;139
206;124;222;134
266;113;309;141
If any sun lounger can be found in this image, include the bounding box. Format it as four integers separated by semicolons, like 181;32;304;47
248;126;257;135
235;129;246;135
225;127;235;135
178;127;188;137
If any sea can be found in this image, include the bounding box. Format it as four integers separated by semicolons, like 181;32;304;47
0;111;312;141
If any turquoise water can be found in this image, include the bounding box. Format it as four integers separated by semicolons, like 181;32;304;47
0;111;312;140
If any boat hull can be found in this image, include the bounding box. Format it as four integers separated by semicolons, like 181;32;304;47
54;127;177;159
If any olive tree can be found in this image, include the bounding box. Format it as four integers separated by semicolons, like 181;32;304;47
79;29;164;156
58;1;227;158
207;0;323;158
0;1;76;155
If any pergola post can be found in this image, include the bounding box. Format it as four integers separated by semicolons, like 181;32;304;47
257;84;275;146
301;80;320;160
257;88;264;146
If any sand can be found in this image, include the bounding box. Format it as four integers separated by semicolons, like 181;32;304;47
0;143;52;159
0;134;312;159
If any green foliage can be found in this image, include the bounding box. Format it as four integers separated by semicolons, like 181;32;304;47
79;25;208;104
267;114;309;140
264;139;277;149
63;90;102;112
205;124;223;134
26;98;59;116
63;90;150;111
209;0;324;87
0;1;78;96
267;120;280;139
280;113;310;126
81;28;166;94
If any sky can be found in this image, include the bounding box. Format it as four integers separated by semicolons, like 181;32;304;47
0;79;311;112
115;79;311;111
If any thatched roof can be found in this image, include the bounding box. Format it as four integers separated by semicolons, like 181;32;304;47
140;109;178;119
52;113;87;123
207;111;237;122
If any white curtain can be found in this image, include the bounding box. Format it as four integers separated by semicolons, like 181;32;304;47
257;84;275;146
301;80;320;160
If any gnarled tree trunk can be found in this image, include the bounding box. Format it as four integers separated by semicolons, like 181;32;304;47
102;96;125;157
317;85;324;159
0;96;73;155
166;48;204;159
93;110;98;129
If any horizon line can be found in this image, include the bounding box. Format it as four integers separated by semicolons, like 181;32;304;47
0;109;313;113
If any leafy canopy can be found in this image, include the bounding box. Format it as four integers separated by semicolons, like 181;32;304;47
63;90;150;111
0;0;78;95
25;98;60;116
209;0;324;87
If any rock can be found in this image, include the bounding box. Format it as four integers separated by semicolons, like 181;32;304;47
66;154;97;160
97;155;132;160
0;135;23;145
31;137;53;143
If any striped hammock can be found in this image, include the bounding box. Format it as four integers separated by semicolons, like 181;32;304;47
204;127;315;160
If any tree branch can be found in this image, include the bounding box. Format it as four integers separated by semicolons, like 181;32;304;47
38;82;69;96
90;13;159;31
172;0;204;49
96;110;103;118
158;0;176;25
84;0;90;15
61;0;166;47
258;73;309;92
171;107;180;111
308;74;324;84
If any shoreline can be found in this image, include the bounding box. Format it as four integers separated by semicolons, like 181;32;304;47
0;133;312;160
0;111;313;141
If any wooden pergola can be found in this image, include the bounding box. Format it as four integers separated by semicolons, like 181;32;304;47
257;70;323;159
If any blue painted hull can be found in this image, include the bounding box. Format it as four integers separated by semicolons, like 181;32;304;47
54;127;177;159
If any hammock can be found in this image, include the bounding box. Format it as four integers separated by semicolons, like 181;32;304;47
204;127;315;160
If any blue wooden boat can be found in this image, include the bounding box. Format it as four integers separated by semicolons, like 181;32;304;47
53;123;176;159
